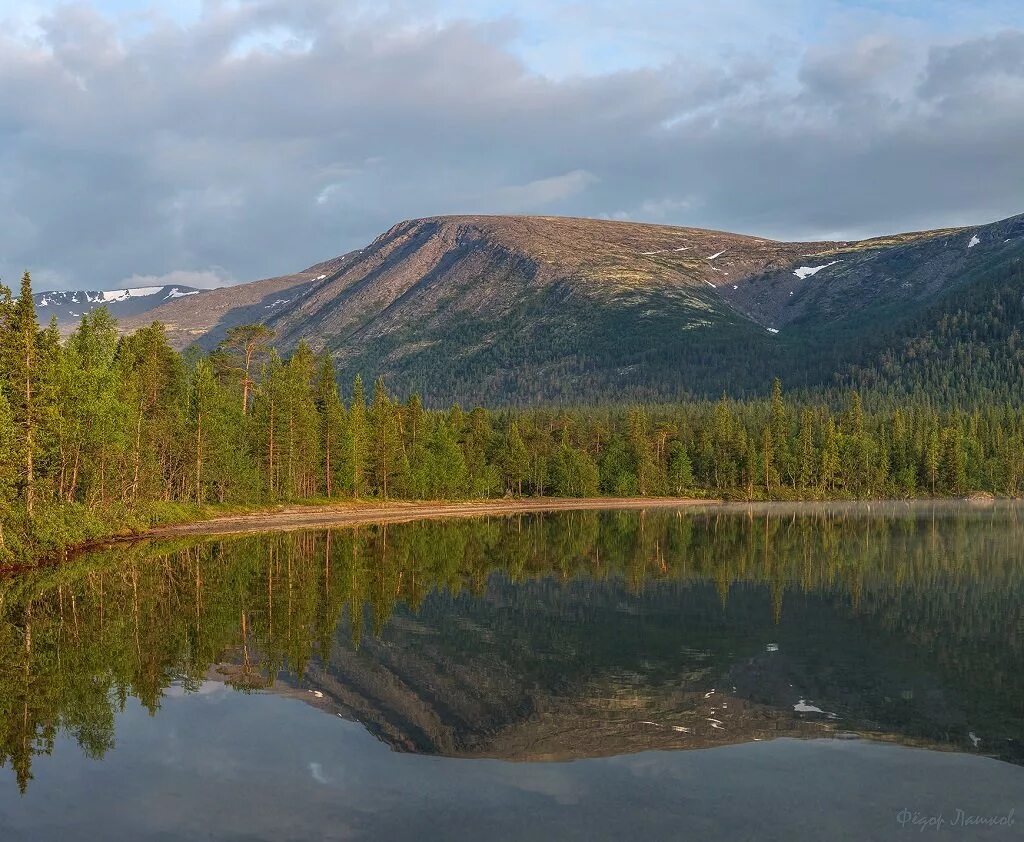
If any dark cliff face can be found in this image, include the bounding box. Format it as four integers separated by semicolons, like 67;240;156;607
115;212;1024;404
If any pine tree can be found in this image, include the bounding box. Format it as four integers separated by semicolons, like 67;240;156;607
820;417;840;492
627;407;656;495
190;358;217;502
220;324;275;414
941;425;967;494
0;391;15;553
666;441;694;495
117;322;185;504
924;428;941;495
797;407;816;491
348;375;368;497
502;422;529;496
315;354;345;498
769;379;791;487
56;309;124;505
0;274;42;514
284;343;321;498
551;432;599;497
370;379;403;499
253;351;286;498
464;407;497;496
427;416;467;497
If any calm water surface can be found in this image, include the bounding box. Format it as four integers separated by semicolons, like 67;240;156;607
0;503;1022;840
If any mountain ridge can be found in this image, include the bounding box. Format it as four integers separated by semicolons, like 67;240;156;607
34;284;201;331
111;211;1024;403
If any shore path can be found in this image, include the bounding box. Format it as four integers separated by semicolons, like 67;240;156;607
140;497;719;539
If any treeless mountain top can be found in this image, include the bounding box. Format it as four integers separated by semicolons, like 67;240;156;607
109;211;1022;406
119;214;956;353
371;214;845;290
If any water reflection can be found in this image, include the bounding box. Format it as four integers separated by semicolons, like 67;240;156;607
1;503;1022;792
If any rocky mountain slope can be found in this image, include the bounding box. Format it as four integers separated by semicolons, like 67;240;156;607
118;254;357;347
117;212;1024;403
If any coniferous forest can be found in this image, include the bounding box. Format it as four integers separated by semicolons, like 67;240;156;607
1;272;1022;562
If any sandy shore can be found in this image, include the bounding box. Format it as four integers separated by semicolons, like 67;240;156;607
140;497;719;540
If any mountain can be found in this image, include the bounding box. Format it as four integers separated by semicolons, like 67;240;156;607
117;254;356;347
118;212;1024;404
35;284;202;331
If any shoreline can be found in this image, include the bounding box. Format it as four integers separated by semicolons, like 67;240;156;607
126;494;1004;542
130;497;720;541
4;495;1005;571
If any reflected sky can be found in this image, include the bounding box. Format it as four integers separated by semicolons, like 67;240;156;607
0;503;1022;839
2;687;1021;841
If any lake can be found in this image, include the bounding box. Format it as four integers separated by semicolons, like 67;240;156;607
0;503;1021;840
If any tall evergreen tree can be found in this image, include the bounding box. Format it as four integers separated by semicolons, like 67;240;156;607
370;379;403;498
0;391;15;553
501;422;529;496
0;274;42;514
315;354;346;498
348;375;368;497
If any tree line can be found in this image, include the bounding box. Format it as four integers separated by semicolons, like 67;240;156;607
2;272;1023;559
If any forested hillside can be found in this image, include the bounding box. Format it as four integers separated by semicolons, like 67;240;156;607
116;212;1024;405
2;273;1023;562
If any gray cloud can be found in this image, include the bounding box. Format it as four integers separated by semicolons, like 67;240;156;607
1;1;1022;290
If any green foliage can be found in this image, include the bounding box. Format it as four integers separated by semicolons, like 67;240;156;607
1;276;1024;561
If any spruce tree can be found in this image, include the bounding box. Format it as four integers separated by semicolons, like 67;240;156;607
502;422;529;496
0;274;41;514
315;354;345;498
348;375;368;497
369;379;404;498
0;392;15;553
666;442;694;496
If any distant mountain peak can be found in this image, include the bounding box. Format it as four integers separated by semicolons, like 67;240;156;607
35;284;203;329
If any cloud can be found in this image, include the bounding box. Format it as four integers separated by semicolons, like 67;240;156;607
117;269;233;290
494;170;598;211
0;1;1022;289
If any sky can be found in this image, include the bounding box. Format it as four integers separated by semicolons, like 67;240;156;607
2;0;1023;291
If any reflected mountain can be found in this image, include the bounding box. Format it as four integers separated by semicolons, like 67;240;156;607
2;505;1023;792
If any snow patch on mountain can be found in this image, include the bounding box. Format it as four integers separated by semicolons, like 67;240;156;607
793;261;839;279
100;286;164;302
968;234;981;249
640;245;691;256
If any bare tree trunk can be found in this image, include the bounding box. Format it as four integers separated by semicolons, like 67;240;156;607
325;437;332;498
24;366;33;516
242;350;252;414
66;445;81;503
131;400;144;503
267;397;275;496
